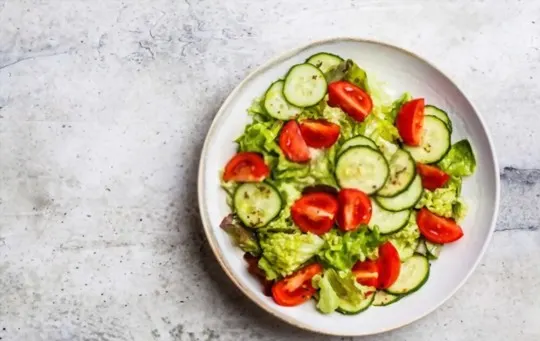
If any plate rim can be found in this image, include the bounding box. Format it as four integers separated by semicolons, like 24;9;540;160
197;37;500;336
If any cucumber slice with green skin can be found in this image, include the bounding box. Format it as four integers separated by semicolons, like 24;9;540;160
372;291;400;307
233;182;282;228
425;241;443;259
415;239;428;256
425;105;452;133
263;80;302;120
283;63;327;107
386;255;430;295
306;52;344;74
375;175;423;212
377;149;416;197
337;135;378;157
369;200;410;235
335;146;389;195
336;292;375;315
404;116;451;164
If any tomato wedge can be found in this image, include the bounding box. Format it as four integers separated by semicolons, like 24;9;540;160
279;120;311;163
417;208;464;244
328;81;373;122
396;98;425;146
352;260;379;287
299;119;341;149
272;263;323;307
291;192;339;235
416;163;450;190
377;242;401;289
223;152;270;182
336;189;372;231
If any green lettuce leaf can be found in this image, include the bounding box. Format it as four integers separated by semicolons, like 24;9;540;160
325;59;368;90
258;232;324;280
318;228;383;271
416;176;467;221
312;269;373;314
452;198;468;223
388;212;420;261
438;140;476;177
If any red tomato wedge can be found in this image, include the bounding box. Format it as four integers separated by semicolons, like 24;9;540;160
376;242;401;289
396;98;425;146
327;81;373;122
336;189;372;231
416;163;450;190
223;152;270;182
279;121;311;163
272;263;323;307
291;192;339;235
417;208;464;244
299;119;341;149
352;260;379;287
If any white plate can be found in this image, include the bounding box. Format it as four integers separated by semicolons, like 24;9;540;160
197;38;500;336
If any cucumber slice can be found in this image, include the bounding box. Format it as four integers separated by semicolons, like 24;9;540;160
386;255;430;295
425;241;443;259
306;52;344;74
233;182;282;228
263;80;302;120
425;105;452;133
283;63;327;107
404;116;451;164
372;291;400;307
415;239;428;256
337;292;375;315
375;175;423;212
335;146;389;195
377;149;416;197
370;200;410;235
337;135;377;157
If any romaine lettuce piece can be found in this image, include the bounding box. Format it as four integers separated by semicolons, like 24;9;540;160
312;269;372;314
416;176;468;221
258;232;324;280
438;139;476;177
318;228;382;271
388;212;421;261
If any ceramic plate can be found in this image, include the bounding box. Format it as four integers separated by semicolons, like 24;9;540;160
197;38;499;336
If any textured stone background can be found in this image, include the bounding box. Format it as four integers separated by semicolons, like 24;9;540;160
0;0;539;340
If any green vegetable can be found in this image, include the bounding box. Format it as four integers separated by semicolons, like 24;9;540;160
325;59;368;90
388;212;421;260
452;198;468;222
318;228;383;271
312;269;372;314
219;214;261;256
416;176;467;221
258;232;324;280
312;272;341;313
438;139;476;177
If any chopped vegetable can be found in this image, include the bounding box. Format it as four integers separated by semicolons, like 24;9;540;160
438;139;476;176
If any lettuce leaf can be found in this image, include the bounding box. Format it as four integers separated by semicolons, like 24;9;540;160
317;228;383;271
312;269;373;314
388;212;421;261
325;59;368;90
438;140;476;177
220;214;261;256
258;232;324;280
416;176;468;221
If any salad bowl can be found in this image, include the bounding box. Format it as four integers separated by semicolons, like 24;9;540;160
197;38;499;336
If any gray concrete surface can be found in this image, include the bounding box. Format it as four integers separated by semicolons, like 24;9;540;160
1;0;539;340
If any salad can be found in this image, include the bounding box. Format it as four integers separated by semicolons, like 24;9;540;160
219;52;476;314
